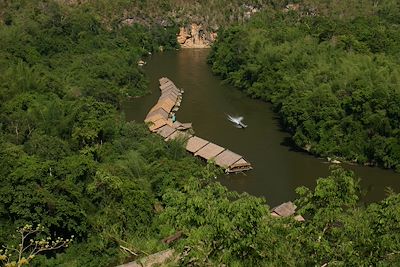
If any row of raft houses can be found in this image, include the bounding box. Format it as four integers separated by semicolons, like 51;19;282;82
144;77;253;173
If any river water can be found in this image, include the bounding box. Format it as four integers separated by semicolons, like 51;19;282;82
122;49;400;206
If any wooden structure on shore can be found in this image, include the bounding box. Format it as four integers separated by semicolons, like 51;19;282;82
145;77;252;173
271;201;305;222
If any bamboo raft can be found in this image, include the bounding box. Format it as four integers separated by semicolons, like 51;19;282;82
144;77;253;173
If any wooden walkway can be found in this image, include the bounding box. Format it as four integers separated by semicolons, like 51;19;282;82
145;77;252;173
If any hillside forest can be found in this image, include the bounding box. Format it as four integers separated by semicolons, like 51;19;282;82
209;0;400;171
0;1;400;266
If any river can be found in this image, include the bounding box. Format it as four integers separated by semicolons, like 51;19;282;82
122;49;400;206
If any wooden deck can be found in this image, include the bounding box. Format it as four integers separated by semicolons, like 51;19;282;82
145;77;252;173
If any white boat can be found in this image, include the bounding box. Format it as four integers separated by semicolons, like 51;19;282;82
227;115;247;128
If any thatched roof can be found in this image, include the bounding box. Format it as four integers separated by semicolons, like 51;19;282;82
159;77;169;83
156;124;176;138
227;158;253;172
145;114;166;124
163;97;177;106
161;89;182;97
161;93;179;102
149;119;172;132
294;215;305;222
186;136;209;153
149;119;168;132
160;80;174;87
159;93;178;103
160;83;179;91
230;158;248;166
150;99;175;114
214;150;243;168
160;82;178;90
145;108;169;123
159;77;171;85
272;201;297;217
195;143;225;160
161;87;180;97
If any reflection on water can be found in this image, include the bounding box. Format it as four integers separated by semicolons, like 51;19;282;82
122;49;400;206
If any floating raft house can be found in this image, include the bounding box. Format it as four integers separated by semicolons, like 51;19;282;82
145;77;252;173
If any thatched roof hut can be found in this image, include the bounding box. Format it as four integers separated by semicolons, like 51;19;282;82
149;119;168;132
186;136;209;153
160;83;177;91
145;114;166;124
227;158;253;172
156;124;176;139
159;77;170;85
214;150;243;168
159;93;178;103
161;88;180;97
150;99;175;114
195;143;225;160
271;202;297;217
160;80;173;87
145;108;169;123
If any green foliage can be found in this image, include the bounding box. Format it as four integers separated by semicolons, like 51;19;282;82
0;224;73;267
158;178;270;265
76;0;274;30
0;1;189;265
153;167;400;266
290;166;400;266
209;6;400;170
1;1;400;266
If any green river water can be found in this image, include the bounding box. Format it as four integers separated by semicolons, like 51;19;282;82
122;49;400;206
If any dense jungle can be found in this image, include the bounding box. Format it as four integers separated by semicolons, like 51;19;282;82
1;1;400;266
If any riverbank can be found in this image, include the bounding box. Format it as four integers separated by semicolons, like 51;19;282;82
208;10;400;173
122;49;400;206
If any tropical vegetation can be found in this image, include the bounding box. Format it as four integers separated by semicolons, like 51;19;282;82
0;1;400;266
209;1;400;170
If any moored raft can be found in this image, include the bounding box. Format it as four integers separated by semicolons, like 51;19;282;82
194;143;225;160
145;108;169;123
186;136;209;154
149;119;172;132
214;150;242;169
226;160;253;173
157;124;177;139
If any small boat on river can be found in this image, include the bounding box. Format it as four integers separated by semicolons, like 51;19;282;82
227;115;247;128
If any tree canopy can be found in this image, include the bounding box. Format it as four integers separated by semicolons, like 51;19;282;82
1;1;400;266
209;2;400;171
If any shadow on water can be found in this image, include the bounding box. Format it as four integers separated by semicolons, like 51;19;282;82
279;136;306;153
122;49;400;206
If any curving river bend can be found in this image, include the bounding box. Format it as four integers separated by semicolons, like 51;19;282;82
122;49;400;206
